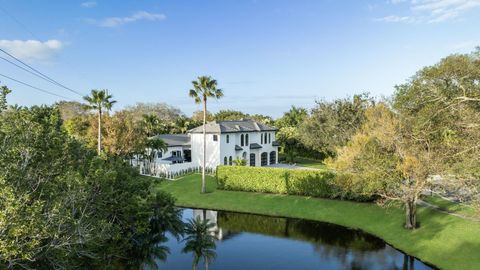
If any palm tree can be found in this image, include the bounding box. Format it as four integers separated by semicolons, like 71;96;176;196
182;217;217;270
189;76;223;193
83;89;116;154
142;114;160;137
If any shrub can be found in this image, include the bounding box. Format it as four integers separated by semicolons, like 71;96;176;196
216;166;337;198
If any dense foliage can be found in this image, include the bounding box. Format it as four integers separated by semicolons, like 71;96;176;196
215;166;361;199
0;105;182;269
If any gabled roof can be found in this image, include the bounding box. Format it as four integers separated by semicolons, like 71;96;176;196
188;119;277;134
150;134;190;147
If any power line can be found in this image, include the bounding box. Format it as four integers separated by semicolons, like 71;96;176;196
0;5;38;39
0;73;74;100
0;48;85;97
0;56;62;87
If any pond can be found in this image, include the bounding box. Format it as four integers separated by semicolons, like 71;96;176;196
155;208;435;270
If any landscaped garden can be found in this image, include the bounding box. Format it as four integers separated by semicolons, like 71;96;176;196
156;173;480;270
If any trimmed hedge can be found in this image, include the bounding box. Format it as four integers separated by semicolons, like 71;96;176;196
216;166;337;198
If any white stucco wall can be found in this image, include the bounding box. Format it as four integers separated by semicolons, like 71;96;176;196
190;133;221;168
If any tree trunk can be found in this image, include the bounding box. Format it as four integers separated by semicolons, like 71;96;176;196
202;97;207;193
405;198;417;229
205;257;209;270
97;108;102;155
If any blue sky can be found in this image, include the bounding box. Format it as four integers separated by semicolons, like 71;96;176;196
1;0;479;117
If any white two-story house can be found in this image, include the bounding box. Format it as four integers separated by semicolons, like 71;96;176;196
150;119;279;168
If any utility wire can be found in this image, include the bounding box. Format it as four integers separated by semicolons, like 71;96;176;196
0;73;73;100
0;56;63;87
0;48;85;97
0;5;38;39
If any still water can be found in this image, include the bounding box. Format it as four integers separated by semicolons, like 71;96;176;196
155;208;435;270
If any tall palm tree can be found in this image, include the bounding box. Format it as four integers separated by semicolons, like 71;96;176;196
189;76;223;193
182;217;216;270
83;89;116;154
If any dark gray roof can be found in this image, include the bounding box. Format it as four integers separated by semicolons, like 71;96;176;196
272;141;280;147
235;145;243;151
189;119;277;134
150;134;190;147
249;143;262;149
162;156;184;162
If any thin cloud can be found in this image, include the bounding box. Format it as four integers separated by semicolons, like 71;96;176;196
0;39;63;62
88;11;166;28
375;0;480;23
81;1;97;8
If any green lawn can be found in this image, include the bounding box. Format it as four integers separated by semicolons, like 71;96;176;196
156;174;480;270
422;194;477;218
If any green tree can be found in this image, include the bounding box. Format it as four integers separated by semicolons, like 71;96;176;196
142;113;161;136
189;76;224;193
300;94;373;158
276;106;309;161
83;89;116;154
0;85;11;112
55;100;89;121
214;110;249;121
182;217;217;270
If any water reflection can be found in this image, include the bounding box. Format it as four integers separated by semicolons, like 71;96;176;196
155;209;435;270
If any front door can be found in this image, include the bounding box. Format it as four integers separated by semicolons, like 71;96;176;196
250;153;256;167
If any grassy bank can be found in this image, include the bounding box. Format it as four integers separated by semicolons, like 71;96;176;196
156;174;480;270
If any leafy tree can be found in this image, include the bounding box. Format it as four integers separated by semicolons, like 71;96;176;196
173;116;200;134
329;104;428;229
103;111;147;157
83;89;116;154
189;76;224;193
55;100;89;121
124;102;184;123
0;85;11;112
214;110;248;121
182;217;217;270
276;106;308;161
249;114;274;125
0;105;183;268
142;113;162;136
192;109;213;122
300;94;373;158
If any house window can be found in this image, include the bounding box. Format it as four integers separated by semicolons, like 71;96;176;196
264;133;268;144
269;133;271;144
245;134;249;146
241;134;244;146
224;156;227;165
261;133;263;144
226;135;229;143
229;156;233;165
213;135;218;141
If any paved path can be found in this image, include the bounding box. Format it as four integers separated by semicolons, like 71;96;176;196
418;200;480;222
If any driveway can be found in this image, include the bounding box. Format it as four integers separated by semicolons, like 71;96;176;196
266;163;319;170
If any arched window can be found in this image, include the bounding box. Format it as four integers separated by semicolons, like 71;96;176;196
261;152;268;166
270;151;276;164
226;134;229;143
224;156;227;165
241;134;244;146
245;134;249;145
268;133;271;144
229;156;233;165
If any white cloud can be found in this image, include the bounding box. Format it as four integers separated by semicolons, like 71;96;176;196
0;39;63;62
89;11;166;28
377;0;480;23
81;1;97;8
374;15;415;22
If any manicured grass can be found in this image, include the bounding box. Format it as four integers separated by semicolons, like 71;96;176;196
156;174;480;270
292;157;327;169
422;194;477;218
